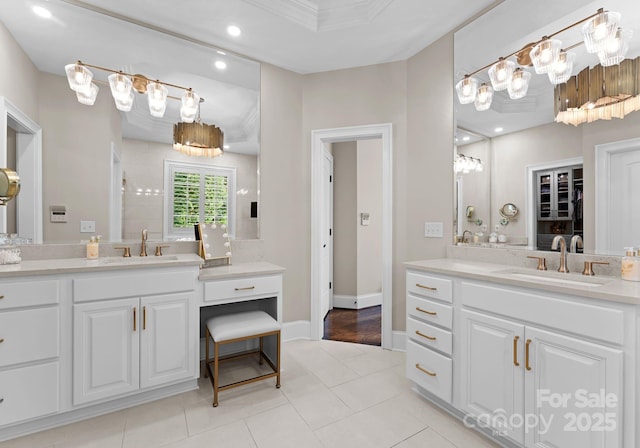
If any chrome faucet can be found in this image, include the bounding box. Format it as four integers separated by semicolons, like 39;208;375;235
462;230;473;243
570;235;583;253
551;235;569;273
140;229;148;257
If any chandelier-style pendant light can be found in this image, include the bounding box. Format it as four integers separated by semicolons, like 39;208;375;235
454;8;636;126
64;61;224;157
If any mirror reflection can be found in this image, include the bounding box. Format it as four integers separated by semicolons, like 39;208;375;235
0;0;260;243
454;0;640;255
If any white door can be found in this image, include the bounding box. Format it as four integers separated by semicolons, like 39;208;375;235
524;326;623;448
607;148;640;251
73;298;140;405
459;309;525;444
140;294;194;388
320;151;334;321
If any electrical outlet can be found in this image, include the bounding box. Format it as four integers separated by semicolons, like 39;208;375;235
80;220;96;233
424;222;444;238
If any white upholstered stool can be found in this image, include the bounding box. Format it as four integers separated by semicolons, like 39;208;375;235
204;310;281;407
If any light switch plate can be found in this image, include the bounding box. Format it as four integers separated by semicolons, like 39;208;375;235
80;220;96;233
424;222;443;238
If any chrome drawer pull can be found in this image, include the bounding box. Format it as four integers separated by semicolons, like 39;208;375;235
415;330;436;341
416;306;437;316
415;363;436;377
235;286;256;291
416;283;437;291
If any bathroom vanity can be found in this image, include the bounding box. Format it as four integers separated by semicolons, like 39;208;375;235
406;258;639;448
0;255;284;441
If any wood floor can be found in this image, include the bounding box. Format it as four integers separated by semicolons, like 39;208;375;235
323;305;381;346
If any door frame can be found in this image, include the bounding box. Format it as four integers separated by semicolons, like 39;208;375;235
322;150;334;315
311;123;392;348
0;97;43;242
595;137;640;254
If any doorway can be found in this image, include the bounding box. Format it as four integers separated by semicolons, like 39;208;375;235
310;123;393;349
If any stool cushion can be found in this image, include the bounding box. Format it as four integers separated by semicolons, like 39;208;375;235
207;310;281;342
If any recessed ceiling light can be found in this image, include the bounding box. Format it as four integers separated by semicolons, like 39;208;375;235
32;5;52;18
462;136;470;141
215;60;227;70
494;127;504;133
227;25;241;37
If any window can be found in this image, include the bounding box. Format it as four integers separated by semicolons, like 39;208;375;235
164;161;236;240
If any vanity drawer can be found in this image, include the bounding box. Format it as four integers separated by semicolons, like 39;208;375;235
0;307;59;367
0;279;60;310
407;294;453;330
204;275;281;303
407;272;452;303
0;362;59;426
407;317;453;356
407;340;452;403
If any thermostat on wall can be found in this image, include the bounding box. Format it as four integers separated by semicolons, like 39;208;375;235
50;205;67;223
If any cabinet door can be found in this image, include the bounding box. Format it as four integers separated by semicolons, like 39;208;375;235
524;326;622;448
140;294;195;388
73;298;140;405
554;169;573;220
537;171;553;220
459;310;525;444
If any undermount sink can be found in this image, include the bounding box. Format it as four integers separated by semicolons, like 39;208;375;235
98;255;180;264
497;270;611;288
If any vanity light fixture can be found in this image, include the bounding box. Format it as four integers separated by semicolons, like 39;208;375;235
454;154;483;174
455;8;633;124
64;61;206;122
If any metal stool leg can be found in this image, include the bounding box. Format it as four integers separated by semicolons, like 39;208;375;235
276;331;281;388
259;336;264;365
204;327;210;378
213;340;219;407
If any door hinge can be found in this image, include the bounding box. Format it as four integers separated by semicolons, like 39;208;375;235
329;228;332;236
329;175;332;182
329;282;332;289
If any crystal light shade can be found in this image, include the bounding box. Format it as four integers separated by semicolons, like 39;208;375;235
582;11;621;54
65;63;93;93
114;90;134;112
455;77;479;104
598;28;632;67
548;51;575;85
474;83;493;111
488;58;515;91
180;90;200;123
507;68;531;99
108;73;133;102
530;39;562;74
75;82;99;106
147;81;168;118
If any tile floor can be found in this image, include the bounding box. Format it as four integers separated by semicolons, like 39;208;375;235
1;339;500;448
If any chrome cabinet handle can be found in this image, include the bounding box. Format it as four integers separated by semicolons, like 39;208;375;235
235;286;256;291
416;283;437;291
415;330;436;341
513;336;520;367
415;363;436;377
416;307;437;316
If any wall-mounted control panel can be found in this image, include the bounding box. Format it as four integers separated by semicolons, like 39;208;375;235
50;205;67;223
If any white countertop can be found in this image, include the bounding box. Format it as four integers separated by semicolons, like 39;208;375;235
0;253;203;278
405;259;640;305
199;261;285;280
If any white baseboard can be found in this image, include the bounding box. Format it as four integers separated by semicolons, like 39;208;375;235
282;320;311;341
392;331;406;351
333;292;382;310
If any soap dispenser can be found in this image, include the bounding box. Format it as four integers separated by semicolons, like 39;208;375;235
86;236;99;260
621;247;640;282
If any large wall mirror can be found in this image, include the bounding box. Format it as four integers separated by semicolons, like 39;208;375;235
454;0;640;255
0;0;260;243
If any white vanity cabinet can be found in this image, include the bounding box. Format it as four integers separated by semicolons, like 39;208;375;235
72;268;197;405
405;271;454;403
0;278;60;426
459;281;625;448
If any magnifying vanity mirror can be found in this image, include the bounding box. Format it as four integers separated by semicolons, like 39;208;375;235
0;0;261;244
0;168;20;206
454;0;640;255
